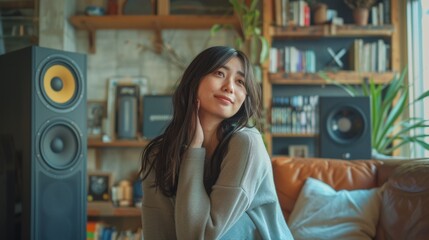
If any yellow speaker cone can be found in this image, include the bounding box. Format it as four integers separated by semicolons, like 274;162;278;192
43;65;76;104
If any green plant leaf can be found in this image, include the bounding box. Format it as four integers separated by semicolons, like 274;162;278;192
210;24;223;36
258;35;269;64
413;89;429;103
375;89;408;152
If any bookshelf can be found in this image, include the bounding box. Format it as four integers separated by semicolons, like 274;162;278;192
262;0;400;155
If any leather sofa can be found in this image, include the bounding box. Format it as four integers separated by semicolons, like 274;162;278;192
271;156;429;240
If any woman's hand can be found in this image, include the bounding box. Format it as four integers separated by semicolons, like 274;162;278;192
190;100;204;148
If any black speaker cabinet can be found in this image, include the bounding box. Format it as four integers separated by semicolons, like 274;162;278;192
318;96;371;160
0;46;87;240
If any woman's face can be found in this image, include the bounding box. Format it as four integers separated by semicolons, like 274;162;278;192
197;56;247;122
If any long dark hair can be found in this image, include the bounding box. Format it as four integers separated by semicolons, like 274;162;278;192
139;46;262;196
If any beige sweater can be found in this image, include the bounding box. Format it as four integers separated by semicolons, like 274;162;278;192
141;127;294;240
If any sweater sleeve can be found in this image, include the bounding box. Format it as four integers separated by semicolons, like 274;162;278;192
175;128;270;240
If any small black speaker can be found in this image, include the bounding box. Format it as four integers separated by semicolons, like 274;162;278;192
142;95;173;139
318;96;372;160
0;46;86;240
117;85;139;139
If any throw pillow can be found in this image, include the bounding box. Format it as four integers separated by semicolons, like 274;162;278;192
288;177;382;240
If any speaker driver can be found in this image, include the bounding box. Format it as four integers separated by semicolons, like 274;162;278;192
38;56;83;111
39;120;82;170
327;106;366;144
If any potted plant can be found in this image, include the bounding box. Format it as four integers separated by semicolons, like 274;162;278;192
320;68;429;157
211;0;269;82
344;0;376;26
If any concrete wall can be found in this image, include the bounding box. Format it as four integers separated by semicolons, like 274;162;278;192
39;0;235;182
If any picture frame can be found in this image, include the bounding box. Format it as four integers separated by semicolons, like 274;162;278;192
87;100;106;138
106;77;149;140
87;171;113;202
288;145;309;158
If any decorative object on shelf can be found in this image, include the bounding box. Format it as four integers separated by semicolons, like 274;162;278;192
312;3;328;25
107;0;118;15
117;0;128;15
88;171;112;202
289;145;309;158
122;0;153;15
87;100;106;138
111;180;133;207
321;67;429;156
326;47;347;70
344;0;376;26
85;6;105;16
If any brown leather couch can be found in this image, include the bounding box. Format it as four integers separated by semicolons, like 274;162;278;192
271;156;429;240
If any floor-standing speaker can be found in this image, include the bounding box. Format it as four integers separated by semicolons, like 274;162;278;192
0;46;86;240
318;96;371;160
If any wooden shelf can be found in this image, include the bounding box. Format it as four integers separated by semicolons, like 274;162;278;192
70;14;240;53
70;15;239;30
269;71;395;85
0;1;34;9
272;133;317;138
271;24;395;38
87;202;141;217
88;139;149;148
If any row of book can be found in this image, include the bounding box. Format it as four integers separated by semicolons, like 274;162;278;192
269;47;317;73
370;1;391;26
87;221;142;240
271;95;319;134
274;0;310;27
349;39;391;72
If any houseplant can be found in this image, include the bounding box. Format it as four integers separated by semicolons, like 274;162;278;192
211;0;269;76
320;68;429;156
344;0;376;26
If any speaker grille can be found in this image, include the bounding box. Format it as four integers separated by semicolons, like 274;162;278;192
37;55;84;112
327;106;366;144
37;171;82;240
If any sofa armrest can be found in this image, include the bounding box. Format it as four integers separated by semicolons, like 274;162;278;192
377;159;429;240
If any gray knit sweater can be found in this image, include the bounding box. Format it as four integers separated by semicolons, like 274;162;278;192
141;127;294;240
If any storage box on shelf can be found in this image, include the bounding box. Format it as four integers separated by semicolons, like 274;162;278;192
261;0;400;155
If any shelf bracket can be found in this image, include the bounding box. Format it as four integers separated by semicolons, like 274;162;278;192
88;30;96;54
153;28;163;54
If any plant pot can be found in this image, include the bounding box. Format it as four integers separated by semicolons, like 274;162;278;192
313;3;328;25
353;8;369;26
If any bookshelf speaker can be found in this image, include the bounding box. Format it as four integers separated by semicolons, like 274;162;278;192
0;46;87;240
142;95;173;139
117;85;139;139
318;96;371;160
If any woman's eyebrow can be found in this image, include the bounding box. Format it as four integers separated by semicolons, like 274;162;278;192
220;65;245;78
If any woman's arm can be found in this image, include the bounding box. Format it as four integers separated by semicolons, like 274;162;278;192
175;128;270;239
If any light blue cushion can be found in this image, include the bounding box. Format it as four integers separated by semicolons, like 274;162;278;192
289;177;382;240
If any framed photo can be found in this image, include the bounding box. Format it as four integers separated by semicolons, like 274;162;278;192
289;145;309;158
87;171;112;202
87;100;106;138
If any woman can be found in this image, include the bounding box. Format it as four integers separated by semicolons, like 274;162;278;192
139;46;294;240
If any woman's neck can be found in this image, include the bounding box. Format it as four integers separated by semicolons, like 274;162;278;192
199;116;221;159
